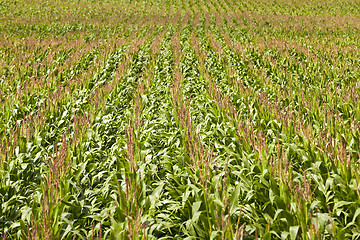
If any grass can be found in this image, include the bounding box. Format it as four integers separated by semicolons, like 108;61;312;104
0;0;360;239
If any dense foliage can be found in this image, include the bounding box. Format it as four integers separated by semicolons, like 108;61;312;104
1;0;360;239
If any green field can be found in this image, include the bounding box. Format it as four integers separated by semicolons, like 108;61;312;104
1;0;360;239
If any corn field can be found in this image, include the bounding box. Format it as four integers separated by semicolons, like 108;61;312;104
1;0;360;239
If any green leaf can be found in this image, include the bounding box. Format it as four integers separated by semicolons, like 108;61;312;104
351;208;360;224
214;198;224;209
230;183;241;215
289;226;299;240
210;231;220;240
336;228;346;239
263;232;271;240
